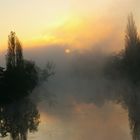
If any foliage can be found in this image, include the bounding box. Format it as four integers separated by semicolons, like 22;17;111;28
106;14;140;84
0;31;54;102
0;31;54;139
106;14;140;140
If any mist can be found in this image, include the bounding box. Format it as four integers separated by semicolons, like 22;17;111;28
0;32;135;140
0;16;139;140
12;42;130;140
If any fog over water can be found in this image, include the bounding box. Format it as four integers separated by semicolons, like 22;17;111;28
4;45;130;140
0;0;140;139
0;40;136;140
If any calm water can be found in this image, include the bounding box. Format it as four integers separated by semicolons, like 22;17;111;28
0;52;133;139
0;100;131;140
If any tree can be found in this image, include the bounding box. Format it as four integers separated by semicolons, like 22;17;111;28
125;14;139;51
6;31;24;70
106;14;140;140
16;38;23;68
122;14;140;84
0;31;54;140
0;31;54;102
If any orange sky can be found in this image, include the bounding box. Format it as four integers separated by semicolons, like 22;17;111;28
0;0;140;52
1;1;139;139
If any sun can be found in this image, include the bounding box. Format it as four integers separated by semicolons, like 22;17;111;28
65;49;71;54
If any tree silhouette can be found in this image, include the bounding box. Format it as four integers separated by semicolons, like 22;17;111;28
0;31;54;102
122;14;140;84
123;14;140;140
6;31;24;69
0;31;54;140
106;14;140;140
1;32;38;100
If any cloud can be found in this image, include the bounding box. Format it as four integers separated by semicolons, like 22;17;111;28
29;16;123;52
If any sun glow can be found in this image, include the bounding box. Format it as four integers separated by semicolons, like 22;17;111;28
0;0;138;52
25;14;122;52
65;49;71;54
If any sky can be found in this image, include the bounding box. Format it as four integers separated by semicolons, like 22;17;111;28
1;1;140;140
0;0;140;52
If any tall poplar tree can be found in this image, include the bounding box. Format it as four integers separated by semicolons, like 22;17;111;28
6;31;23;70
